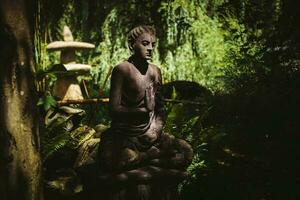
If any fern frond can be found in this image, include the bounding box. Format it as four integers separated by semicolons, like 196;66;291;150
42;132;72;161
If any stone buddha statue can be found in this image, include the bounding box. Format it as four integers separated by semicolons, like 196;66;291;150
98;25;193;173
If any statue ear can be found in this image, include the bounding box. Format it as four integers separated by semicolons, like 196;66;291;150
129;45;133;52
129;42;135;52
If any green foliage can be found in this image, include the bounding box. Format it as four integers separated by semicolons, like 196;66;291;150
47;175;83;195
34;0;300;199
221;17;266;93
158;1;227;91
42;129;73;162
42;123;96;162
90;7;130;87
35;0;262;93
37;93;57;111
41;106;95;162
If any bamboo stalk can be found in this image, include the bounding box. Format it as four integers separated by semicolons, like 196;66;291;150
82;80;90;98
57;98;202;106
57;98;109;106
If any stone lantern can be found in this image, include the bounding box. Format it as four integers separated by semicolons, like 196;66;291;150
46;26;95;101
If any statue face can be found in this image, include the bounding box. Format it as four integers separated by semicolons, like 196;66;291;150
133;33;156;60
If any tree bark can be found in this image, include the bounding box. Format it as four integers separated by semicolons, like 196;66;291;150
0;0;43;199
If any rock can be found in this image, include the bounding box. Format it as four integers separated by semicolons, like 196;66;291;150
162;80;211;100
74;138;100;169
94;124;109;138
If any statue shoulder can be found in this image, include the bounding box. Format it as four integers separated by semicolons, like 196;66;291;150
149;64;161;74
113;61;132;75
149;64;162;78
149;64;162;83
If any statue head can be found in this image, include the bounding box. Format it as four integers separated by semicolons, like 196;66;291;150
128;25;156;60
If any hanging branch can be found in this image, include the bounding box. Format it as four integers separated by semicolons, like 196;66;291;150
164;98;202;105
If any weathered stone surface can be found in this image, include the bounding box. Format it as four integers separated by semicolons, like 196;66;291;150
53;77;84;100
46;25;95;101
77;25;193;200
98;166;187;184
81;166;186;200
47;41;95;50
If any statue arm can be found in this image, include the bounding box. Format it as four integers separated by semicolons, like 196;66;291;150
109;66;148;118
154;67;166;129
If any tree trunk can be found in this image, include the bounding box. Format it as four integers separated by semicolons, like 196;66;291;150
0;0;43;199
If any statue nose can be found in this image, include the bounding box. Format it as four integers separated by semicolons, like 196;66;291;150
148;44;153;51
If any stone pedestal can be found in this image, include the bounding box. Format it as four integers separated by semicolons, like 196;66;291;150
80;166;187;200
